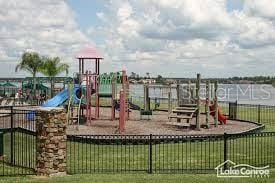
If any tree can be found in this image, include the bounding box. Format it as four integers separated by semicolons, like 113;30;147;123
40;57;69;97
130;72;136;79
146;72;150;79
15;52;44;97
156;75;163;84
136;74;140;81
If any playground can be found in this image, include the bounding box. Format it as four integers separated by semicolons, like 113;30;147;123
25;46;261;136
0;46;264;135
0;46;274;178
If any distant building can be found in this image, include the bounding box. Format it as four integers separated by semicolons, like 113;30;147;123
165;79;177;84
141;79;156;84
129;79;138;84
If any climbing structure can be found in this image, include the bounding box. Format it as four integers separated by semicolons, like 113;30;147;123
98;71;129;122
65;46;129;133
75;46;102;125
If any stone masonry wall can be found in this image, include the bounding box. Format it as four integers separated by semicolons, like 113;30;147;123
36;108;67;176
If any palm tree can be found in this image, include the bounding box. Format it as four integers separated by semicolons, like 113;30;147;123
15;52;44;98
40;57;69;97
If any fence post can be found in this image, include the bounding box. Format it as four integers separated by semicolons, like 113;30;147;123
168;91;172;114
176;80;180;107
258;105;261;123
0;132;3;157
223;133;228;170
195;73;201;130
10;106;14;165
229;101;237;120
206;81;210;127
188;80;191;103
149;134;152;174
154;98;157;110
144;84;149;111
235;100;237;120
214;81;218;127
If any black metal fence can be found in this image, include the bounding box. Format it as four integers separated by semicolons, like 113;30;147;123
67;132;275;174
0;103;275;176
0;106;36;176
226;102;275;129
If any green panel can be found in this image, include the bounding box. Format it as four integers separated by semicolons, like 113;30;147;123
98;72;122;85
98;93;112;98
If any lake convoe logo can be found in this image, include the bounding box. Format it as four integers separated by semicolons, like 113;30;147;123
215;160;270;178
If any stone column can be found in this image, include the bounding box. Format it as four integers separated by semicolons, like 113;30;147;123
36;107;67;176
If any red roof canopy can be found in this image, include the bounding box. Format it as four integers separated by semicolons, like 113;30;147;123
76;45;103;59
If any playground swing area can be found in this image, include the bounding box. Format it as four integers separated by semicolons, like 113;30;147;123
29;46;261;135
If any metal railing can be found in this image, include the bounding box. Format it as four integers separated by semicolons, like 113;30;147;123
0;102;275;176
0;106;36;176
67;132;275;174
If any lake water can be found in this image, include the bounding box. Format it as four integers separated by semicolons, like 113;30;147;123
129;84;275;106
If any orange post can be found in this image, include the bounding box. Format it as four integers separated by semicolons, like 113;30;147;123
119;89;125;134
122;70;129;120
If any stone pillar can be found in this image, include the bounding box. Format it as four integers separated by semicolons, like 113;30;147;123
36;107;67;176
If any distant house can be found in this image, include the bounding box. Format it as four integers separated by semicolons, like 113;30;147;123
164;79;177;84
141;79;156;84
129;79;138;84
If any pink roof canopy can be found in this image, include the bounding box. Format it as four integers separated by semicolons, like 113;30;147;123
76;45;103;59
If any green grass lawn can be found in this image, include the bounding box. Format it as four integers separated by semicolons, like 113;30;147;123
66;134;274;174
0;135;274;182
1;131;274;176
0;171;274;183
0;103;274;179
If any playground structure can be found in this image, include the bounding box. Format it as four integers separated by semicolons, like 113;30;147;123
0;46;228;134
42;46;130;133
142;74;228;130
41;47;224;133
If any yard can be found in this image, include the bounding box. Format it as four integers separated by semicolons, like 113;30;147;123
0;172;274;183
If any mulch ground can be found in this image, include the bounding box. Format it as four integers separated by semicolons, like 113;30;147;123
0;106;259;135
67;107;259;135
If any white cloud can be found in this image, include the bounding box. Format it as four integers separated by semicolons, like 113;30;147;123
243;0;275;19
87;0;275;77
117;2;133;21
2;0;275;78
0;0;90;77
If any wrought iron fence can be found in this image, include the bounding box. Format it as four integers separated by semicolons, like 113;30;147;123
0;106;36;176
227;102;275;128
0;103;275;176
67;132;275;174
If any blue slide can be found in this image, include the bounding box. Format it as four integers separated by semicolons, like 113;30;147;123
43;89;69;107
42;86;83;107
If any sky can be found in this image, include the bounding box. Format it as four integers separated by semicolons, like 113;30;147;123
1;0;275;78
